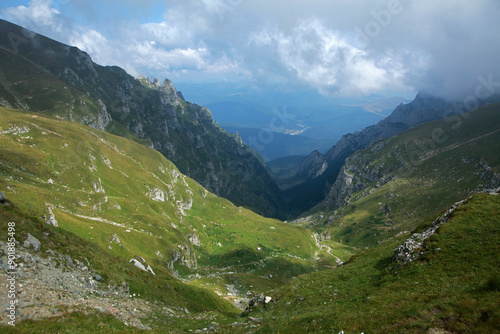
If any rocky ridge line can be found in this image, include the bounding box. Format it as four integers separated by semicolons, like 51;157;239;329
393;187;500;264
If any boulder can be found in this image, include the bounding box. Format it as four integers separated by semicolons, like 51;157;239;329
0;191;5;203
26;233;41;252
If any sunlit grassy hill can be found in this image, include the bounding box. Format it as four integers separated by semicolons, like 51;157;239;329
0;107;317;313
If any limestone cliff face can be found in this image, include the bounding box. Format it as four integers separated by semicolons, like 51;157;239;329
0;19;285;218
323;148;396;210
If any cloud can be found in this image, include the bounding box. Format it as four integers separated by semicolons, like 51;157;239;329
1;0;67;36
248;19;414;96
1;0;499;99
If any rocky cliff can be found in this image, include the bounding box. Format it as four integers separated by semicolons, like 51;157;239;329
320;103;500;214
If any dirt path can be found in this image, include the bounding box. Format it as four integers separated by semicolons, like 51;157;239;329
312;233;342;264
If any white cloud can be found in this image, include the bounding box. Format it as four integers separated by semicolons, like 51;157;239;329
1;0;66;35
249;19;414;96
1;0;499;98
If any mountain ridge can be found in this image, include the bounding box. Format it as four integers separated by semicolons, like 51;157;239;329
283;91;500;216
0;19;286;218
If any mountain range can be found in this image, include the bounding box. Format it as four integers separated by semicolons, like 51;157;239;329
0;19;498;333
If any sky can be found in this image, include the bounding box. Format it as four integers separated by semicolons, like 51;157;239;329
1;0;500;100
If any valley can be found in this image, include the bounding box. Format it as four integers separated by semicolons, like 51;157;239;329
0;16;498;334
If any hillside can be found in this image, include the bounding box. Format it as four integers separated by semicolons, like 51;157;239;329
0;19;285;219
247;191;500;333
302;103;500;249
0;107;318;331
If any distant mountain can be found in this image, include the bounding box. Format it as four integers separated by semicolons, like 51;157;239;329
0;19;285;218
283;91;500;216
176;82;404;141
224;126;333;161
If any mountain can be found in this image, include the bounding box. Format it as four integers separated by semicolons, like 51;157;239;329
176;82;397;141
0;107;318;330
283;92;500;216
0;19;285;218
305;102;500;247
224;126;333;161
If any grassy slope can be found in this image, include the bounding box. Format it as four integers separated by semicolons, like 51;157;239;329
0;108;317;318
311;103;500;248
0;193;238;333
248;192;500;333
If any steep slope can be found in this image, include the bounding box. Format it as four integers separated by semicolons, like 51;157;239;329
303;103;500;248
0;107;317;327
284;92;500;216
0;19;285;218
248;191;500;333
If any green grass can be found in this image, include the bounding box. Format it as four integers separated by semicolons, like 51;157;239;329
247;192;500;333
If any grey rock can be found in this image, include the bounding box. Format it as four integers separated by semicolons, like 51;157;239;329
64;255;74;266
27;233;41;252
130;258;146;271
295;150;327;180
0;190;5;202
94;274;102;281
187;233;202;247
46;207;58;227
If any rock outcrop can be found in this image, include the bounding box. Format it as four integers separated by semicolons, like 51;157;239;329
393;198;468;264
130;256;155;275
25;233;41;252
46;207;58;227
393;188;500;264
